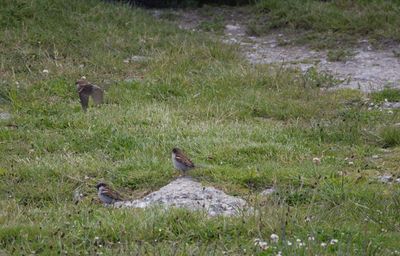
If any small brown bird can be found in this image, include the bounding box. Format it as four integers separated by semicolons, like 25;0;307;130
76;79;104;111
96;182;123;204
171;147;195;176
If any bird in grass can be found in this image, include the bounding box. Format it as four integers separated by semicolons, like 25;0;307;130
171;147;195;176
96;182;123;204
76;79;104;111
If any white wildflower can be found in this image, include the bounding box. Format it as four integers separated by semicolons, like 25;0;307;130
320;242;327;248
312;157;321;165
270;234;279;243
308;236;315;241
287;241;292;246
42;69;49;74
259;241;268;250
254;238;269;250
330;239;338;245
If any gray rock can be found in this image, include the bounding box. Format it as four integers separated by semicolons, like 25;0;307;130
115;177;247;217
127;56;149;63
378;175;393;183
260;187;276;196
382;102;400;109
0;112;11;120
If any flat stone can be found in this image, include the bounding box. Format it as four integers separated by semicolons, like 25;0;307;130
382;102;400;109
378;175;393;183
225;24;241;31
115;177;247;217
260;187;276;196
0;112;11;120
123;56;149;63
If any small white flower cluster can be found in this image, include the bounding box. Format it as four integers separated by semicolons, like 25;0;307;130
287;238;306;247
270;234;279;243
254;238;269;250
330;239;338;245
312;157;321;165
253;233;279;251
321;239;339;248
296;238;305;247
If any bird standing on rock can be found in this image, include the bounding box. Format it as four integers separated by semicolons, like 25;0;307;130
76;79;104;111
96;182;123;204
171;147;195;176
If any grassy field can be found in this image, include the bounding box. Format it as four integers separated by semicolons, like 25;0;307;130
1;0;400;255
252;0;400;49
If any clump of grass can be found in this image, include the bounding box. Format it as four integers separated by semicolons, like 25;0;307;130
371;88;400;103
393;50;400;58
327;49;355;62
380;126;400;147
198;17;225;33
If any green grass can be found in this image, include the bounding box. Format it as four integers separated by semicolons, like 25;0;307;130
253;0;400;49
326;49;355;62
380;126;400;148
371;88;400;103
198;17;226;33
1;0;400;255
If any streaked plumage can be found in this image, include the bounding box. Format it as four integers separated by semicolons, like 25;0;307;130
76;79;104;111
96;182;123;204
171;147;195;176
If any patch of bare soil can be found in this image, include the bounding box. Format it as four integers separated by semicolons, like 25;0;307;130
152;8;400;92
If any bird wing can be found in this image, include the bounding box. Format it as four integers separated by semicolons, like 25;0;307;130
91;85;104;105
79;92;89;111
176;153;195;168
102;187;123;201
